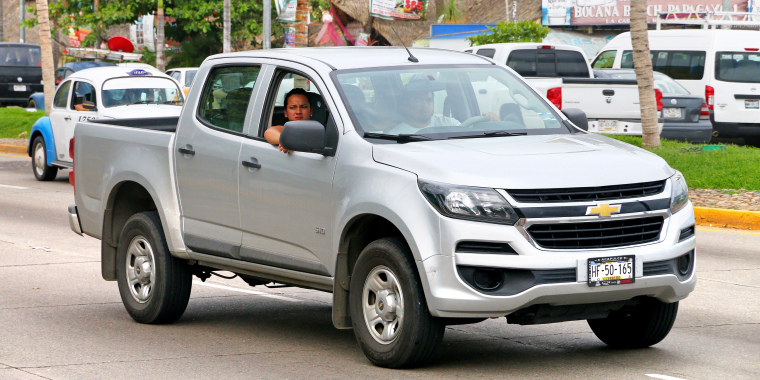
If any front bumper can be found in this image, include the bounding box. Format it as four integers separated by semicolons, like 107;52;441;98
68;205;83;236
418;202;697;318
711;121;760;138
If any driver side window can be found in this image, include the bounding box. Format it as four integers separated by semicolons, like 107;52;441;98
197;65;261;133
71;81;96;111
259;70;329;137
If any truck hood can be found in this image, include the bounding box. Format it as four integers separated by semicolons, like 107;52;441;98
99;105;183;119
372;133;674;189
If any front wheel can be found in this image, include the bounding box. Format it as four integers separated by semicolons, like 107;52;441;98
349;238;445;368
116;211;192;324
31;136;58;181
588;298;678;348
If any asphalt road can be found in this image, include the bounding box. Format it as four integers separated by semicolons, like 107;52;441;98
0;153;758;380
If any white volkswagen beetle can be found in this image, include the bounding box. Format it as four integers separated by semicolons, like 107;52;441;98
28;66;184;181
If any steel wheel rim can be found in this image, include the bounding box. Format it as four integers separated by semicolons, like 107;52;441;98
126;236;156;304
362;265;404;345
33;142;45;176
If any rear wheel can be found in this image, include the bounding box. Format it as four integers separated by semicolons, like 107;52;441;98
28;99;37;109
31;136;58;181
349;238;445;368
588;298;678;348
116;211;192;324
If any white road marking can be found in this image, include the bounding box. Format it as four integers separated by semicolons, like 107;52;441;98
646;374;689;380
0;184;29;189
192;281;301;302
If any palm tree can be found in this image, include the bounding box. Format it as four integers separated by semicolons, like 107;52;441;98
35;0;55;115
156;0;165;71
295;0;308;47
630;0;659;148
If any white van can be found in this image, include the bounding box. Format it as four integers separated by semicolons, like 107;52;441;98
592;30;760;143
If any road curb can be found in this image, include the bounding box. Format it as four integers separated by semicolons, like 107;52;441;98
694;207;760;231
0;144;27;156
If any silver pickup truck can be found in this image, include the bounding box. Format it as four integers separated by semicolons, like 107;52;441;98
69;48;696;368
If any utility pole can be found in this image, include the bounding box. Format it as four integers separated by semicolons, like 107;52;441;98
263;0;271;49
223;0;231;53
20;0;26;43
156;0;165;71
722;0;731;29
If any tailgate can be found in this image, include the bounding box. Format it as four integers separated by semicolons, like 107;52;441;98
561;78;642;120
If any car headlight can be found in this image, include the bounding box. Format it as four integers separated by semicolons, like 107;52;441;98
418;180;519;225
670;172;689;214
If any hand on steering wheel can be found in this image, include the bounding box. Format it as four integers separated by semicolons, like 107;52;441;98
458;115;491;129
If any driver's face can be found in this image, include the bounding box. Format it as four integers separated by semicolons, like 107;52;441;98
284;94;311;121
405;91;434;124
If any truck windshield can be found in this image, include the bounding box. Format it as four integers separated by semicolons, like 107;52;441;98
0;46;41;66
101;77;184;107
334;65;569;140
716;52;760;83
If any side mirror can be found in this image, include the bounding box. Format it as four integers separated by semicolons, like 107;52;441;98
561;108;588;131
280;120;334;156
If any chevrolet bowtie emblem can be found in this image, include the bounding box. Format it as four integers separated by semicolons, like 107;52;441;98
586;204;621;217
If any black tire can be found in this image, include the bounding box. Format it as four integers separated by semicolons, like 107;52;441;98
588;298;678;349
116;211;192;324
28;99;37;109
349;238;445;368
31;136;58;181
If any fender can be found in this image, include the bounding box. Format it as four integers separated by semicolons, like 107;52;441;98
28;116;56;166
28;92;45;111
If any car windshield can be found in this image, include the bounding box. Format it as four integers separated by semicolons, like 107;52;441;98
0;46;41;66
333;65;567;141
101;77;184;107
605;71;690;95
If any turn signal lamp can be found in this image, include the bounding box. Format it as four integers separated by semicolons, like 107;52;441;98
706;85;714;110
654;89;663;112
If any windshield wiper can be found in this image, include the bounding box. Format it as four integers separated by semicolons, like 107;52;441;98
447;131;527;140
363;132;433;142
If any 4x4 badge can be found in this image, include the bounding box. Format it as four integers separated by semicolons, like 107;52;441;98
586;204;621;217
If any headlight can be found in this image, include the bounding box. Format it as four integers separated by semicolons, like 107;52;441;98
418;180;519;225
670;172;689;214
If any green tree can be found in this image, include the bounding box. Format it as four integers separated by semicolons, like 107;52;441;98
466;21;549;46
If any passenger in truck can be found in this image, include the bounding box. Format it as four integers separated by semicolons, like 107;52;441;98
264;88;313;154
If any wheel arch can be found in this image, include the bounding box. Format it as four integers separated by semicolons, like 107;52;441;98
28;116;56;166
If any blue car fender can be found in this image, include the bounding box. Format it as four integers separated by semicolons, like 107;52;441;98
28;92;45;111
28;116;57;166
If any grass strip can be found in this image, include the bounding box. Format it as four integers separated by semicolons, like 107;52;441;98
607;135;760;191
0;108;46;139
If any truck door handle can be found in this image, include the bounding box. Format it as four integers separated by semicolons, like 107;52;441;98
241;159;261;169
64;116;71;121
178;146;195;155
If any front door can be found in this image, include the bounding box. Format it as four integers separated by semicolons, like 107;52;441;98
238;65;339;276
174;64;263;258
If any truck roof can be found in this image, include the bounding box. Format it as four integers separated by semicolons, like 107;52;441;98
207;47;492;70
605;30;760;50
467;42;586;54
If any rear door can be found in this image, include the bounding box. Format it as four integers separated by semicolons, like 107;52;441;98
174;63;263;259
713;51;760;123
48;80;73;160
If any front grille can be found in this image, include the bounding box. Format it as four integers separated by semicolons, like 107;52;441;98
506;180;666;203
455;241;517;255
527;216;664;249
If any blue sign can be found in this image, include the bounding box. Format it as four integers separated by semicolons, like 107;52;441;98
128;69;151;76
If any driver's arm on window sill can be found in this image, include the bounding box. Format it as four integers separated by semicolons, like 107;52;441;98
264;125;291;154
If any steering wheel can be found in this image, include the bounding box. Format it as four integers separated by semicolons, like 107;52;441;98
458;115;491;129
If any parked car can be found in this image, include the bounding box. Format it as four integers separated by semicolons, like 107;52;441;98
165;67;198;96
69;47;696;368
594;69;712;143
27;61;116;111
592;29;760;144
28;66;183;181
0;43;43;106
465;43;664;137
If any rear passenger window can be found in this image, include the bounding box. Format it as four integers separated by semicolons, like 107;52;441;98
476;49;495;58
555;50;589;77
506;50;537;77
53;81;71;108
592;50;617;69
621;50;706;80
506;49;588;78
716;52;760;83
197;66;260;133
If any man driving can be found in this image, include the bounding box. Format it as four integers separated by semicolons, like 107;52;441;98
387;77;459;135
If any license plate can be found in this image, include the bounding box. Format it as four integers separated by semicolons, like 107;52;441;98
662;107;682;118
598;120;618;131
588;255;635;287
13;85;26;92
746;100;759;109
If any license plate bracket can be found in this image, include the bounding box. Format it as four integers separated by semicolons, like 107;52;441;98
588;255;635;287
598;120;618;131
746;100;759;109
13;85;26;92
663;107;682;118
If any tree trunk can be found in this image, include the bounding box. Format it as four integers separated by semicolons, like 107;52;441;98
156;3;165;71
630;0;659;148
35;0;55;115
223;0;231;53
295;0;308;48
1;0;4;42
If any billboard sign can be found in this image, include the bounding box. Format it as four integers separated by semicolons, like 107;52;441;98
370;0;428;20
542;0;750;25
